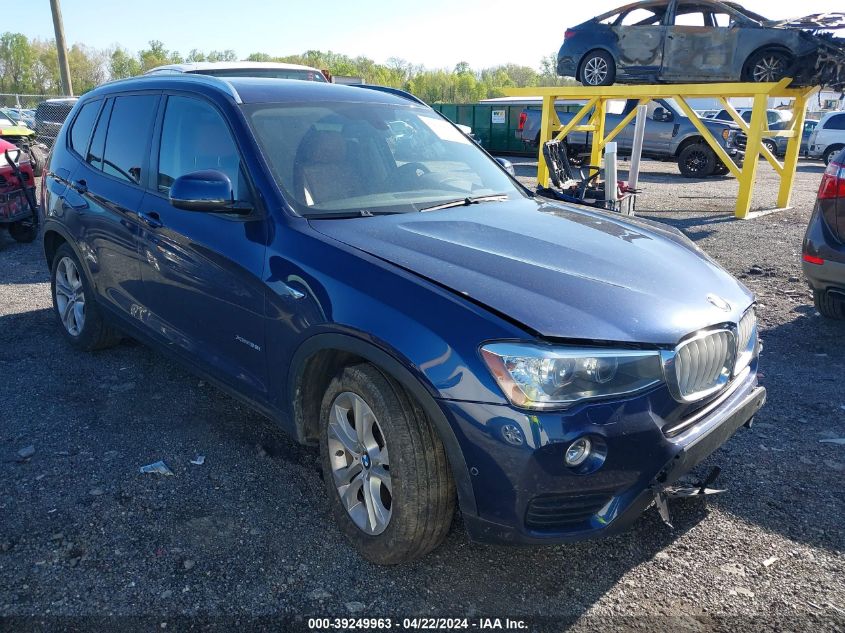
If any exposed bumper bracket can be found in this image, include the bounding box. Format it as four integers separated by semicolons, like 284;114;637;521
654;465;726;528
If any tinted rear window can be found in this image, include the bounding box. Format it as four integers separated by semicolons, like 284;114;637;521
69;100;101;156
101;95;159;185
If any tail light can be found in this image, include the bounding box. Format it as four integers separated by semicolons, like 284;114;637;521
518;112;527;131
818;161;845;200
564;29;576;39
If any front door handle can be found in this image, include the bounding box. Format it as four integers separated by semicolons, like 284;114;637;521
138;210;163;229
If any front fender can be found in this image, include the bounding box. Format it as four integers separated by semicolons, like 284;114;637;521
287;331;478;516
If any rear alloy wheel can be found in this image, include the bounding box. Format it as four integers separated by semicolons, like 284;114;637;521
678;143;717;178
320;364;455;564
50;243;122;350
745;50;791;83
762;139;778;155
814;290;845;320
580;51;616;87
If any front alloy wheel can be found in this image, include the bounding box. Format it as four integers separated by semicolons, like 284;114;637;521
328;391;393;535
319;364;455;564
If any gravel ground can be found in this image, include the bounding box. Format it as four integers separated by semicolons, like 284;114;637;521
1;160;843;632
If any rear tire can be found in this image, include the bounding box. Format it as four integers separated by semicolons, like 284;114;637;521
50;243;122;351
319;363;455;564
580;51;616;86
814;290;845;320
743;49;791;83
823;145;842;166
678;143;717;178
8;220;38;243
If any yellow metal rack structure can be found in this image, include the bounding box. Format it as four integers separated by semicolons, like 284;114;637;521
504;80;818;219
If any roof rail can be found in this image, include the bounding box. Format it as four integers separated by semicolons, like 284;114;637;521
99;72;243;104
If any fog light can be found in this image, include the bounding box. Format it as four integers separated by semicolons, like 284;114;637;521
565;437;592;466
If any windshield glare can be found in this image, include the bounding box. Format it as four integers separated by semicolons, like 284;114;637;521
245;102;521;217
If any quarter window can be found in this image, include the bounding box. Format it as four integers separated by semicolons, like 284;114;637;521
101;95;159;184
69;100;100;156
86;99;113;171
157;96;247;201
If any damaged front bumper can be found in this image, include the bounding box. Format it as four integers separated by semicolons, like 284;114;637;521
441;364;765;545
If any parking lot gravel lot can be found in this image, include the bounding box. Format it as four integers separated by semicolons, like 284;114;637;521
1;159;843;631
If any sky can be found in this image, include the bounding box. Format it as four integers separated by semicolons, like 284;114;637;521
17;0;845;71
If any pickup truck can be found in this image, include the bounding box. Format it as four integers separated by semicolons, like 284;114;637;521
516;98;743;178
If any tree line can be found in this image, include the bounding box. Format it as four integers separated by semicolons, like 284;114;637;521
0;32;576;102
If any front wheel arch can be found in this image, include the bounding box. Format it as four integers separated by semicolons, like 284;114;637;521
288;332;477;517
742;46;794;82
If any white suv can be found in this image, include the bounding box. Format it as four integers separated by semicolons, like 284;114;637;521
808;111;845;165
144;61;328;83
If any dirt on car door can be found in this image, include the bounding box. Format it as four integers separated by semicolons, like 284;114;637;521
660;1;739;81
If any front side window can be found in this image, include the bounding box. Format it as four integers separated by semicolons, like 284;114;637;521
101;95;159;184
246;101;522;217
157;95;247;201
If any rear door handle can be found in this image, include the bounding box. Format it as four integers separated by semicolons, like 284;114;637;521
71;179;87;194
138;210;163;229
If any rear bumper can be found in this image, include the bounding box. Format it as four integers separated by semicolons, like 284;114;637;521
442;369;764;545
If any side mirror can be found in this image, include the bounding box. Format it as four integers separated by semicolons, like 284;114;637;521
169;170;250;213
653;107;673;123
494;157;516;177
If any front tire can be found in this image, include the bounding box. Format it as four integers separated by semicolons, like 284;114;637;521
50;243;122;351
580;51;616;86
320;364;455;564
678;143;717;178
744;49;791;83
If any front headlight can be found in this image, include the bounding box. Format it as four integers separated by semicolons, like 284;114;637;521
480;343;663;410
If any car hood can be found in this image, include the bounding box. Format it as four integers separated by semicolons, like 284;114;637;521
309;198;754;345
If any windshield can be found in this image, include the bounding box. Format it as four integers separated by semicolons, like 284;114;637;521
245;101;522;217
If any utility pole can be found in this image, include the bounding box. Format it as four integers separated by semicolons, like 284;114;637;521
49;0;74;96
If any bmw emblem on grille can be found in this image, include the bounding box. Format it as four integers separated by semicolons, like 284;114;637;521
706;294;731;312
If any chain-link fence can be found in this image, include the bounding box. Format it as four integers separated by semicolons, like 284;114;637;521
0;93;77;176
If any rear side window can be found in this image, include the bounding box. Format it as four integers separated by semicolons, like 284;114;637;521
69;100;100;156
825;114;845;130
101;95;159;185
157;95;248;201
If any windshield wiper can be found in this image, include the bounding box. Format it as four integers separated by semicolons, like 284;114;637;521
419;194;509;213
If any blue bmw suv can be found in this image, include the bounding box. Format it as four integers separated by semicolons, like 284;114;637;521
41;75;765;564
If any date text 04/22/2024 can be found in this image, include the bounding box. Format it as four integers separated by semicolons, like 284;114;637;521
307;618;528;630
